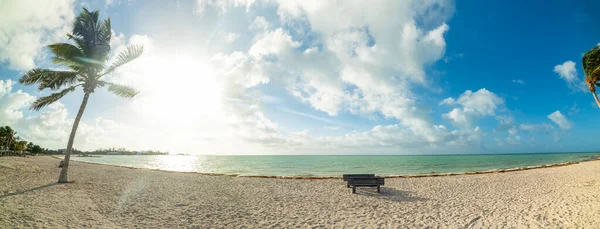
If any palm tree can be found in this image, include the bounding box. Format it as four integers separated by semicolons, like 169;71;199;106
19;8;143;183
582;45;600;108
0;126;17;151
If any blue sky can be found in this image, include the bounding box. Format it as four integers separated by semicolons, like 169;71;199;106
0;0;599;154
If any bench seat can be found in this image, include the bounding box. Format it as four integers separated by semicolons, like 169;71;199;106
347;177;385;193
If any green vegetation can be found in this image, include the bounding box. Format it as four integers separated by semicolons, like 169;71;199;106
18;8;143;183
582;45;600;107
91;148;169;155
1;125;167;157
0;125;45;156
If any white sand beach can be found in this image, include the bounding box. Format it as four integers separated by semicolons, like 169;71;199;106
1;156;600;228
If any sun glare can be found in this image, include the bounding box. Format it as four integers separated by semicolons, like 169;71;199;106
133;54;224;127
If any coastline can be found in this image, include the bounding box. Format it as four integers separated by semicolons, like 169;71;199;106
55;155;600;179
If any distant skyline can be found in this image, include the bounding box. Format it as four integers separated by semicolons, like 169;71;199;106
1;0;599;154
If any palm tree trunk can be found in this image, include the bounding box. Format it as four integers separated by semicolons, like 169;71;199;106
58;92;91;183
592;91;600;108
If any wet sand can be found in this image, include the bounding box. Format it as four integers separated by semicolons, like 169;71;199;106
1;156;600;228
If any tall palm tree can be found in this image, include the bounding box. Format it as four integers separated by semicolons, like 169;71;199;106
582;45;600;108
19;8;143;183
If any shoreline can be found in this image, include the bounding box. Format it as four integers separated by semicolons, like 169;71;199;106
53;155;600;180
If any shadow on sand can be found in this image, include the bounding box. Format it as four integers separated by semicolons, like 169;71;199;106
0;183;63;199
354;187;429;202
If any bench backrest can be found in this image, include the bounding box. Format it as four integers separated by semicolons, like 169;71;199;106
347;177;384;185
342;174;375;181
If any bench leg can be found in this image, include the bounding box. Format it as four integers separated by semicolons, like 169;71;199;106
377;185;380;193
352;186;356;194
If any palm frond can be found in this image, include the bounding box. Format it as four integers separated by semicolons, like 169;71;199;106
71;8;111;63
51;57;86;69
48;43;83;60
20;69;78;88
67;33;90;56
103;45;144;75
104;82;138;98
20;69;55;85
38;71;80;91
582;46;600;78
31;85;81;111
97;18;112;46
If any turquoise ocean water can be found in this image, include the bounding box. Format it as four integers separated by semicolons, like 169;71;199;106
71;152;600;177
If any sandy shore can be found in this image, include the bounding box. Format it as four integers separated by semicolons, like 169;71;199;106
1;156;600;228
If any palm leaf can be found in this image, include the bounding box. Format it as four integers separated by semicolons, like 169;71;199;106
71;8;111;63
19;69;53;85
103;45;143;75
51;57;86;69
31;85;81;111
97;18;112;46
67;34;90;56
104;82;138;98
48;43;83;60
20;69;78;88
37;71;80;91
582;46;600;78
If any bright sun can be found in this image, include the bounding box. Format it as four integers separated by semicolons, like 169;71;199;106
131;53;224;129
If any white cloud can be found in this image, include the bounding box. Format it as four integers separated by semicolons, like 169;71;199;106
105;0;116;7
195;0;256;14
224;32;240;43
191;0;494;152
281;108;341;126
250;16;271;31
248;28;301;58
0;0;75;70
548;111;572;130
441;88;504;128
0;80;36;123
554;60;586;92
568;103;580;115
520;123;555;134
554;61;577;81
0;80;74;148
0;79;14;97
519;122;561;142
512;79;525;84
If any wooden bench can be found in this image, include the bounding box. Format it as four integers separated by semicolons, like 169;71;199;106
343;174;375;188
347;177;385;193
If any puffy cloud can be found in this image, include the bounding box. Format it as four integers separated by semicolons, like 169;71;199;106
0;80;76;149
0;0;75;70
0;79;14;96
441;88;504;128
190;0;492;152
198;0;453;126
248;28;301;58
554;61;577;81
0;80;36;123
554;60;586;92
548;111;572;130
